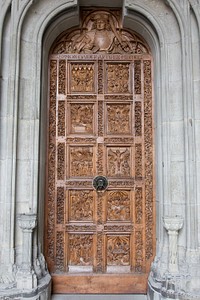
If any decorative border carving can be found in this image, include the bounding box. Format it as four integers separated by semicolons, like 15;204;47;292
57;143;65;180
56;231;65;271
58;101;65;136
52;10;150;55
46;60;57;265
134;60;141;94
58;60;66;94
57;187;65;224
144;60;154;261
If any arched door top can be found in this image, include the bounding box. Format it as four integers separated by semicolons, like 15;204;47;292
51;9;150;55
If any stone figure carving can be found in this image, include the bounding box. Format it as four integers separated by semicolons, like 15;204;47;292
163;216;184;273
39;253;48;276
52;11;149;54
33;259;42;279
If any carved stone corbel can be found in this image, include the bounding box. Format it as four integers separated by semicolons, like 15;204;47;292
16;213;37;290
163;216;184;274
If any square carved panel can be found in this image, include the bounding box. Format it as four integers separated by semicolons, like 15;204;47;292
68;234;93;266
106;103;131;135
107;147;131;177
68;190;94;221
69;146;94;177
106;63;131;94
69;103;95;134
106;235;130;266
69;63;95;93
107;190;131;221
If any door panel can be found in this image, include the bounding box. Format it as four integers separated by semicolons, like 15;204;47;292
45;8;155;294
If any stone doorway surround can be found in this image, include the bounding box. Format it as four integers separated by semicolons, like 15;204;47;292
0;0;200;299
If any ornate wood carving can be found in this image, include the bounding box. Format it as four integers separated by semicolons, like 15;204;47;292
46;60;57;264
104;225;133;232
105;95;131;100
96;232;103;272
98;60;103;93
66;138;96;144
57;187;65;224
107;191;130;221
66;180;92;188
135;101;142;136
135;143;142;179
70;146;94;177
107;104;131;134
134;60;141;94
107;236;130;266
135;187;143;224
109;180;135;188
135;231;143;273
98;101;103;136
97;144;104;175
70;103;94;134
69;234;93;266
107;147;131;177
58;101;65;137
69;190;94;221
46;8;154;293
106;63;130;93
66;225;96;232
57;143;65;180
105;137;134;144
52;10;149;55
67;95;97;100
58;60;66;94
144;60;154;261
56;231;65;271
70;63;95;93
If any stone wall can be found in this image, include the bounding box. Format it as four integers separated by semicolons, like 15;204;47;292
0;0;200;299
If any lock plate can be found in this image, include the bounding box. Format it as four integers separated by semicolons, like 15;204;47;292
93;176;108;192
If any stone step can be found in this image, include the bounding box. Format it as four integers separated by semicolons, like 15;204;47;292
52;295;147;300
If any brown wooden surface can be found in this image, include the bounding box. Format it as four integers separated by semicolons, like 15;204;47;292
45;8;155;294
52;274;148;294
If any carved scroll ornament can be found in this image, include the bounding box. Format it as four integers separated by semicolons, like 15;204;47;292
52;11;149;55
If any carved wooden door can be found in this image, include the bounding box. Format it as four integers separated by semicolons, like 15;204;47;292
45;9;155;294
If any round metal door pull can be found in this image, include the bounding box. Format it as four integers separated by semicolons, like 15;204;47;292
93;176;108;192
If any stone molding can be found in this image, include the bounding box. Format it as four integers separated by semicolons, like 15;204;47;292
18;213;37;232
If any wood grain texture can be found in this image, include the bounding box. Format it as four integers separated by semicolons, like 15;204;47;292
45;8;155;294
52;274;148;294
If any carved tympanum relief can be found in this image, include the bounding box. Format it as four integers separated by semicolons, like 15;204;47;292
52;11;149;54
46;9;154;292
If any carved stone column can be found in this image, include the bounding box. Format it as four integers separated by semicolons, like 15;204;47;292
163;216;184;273
16;213;37;290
